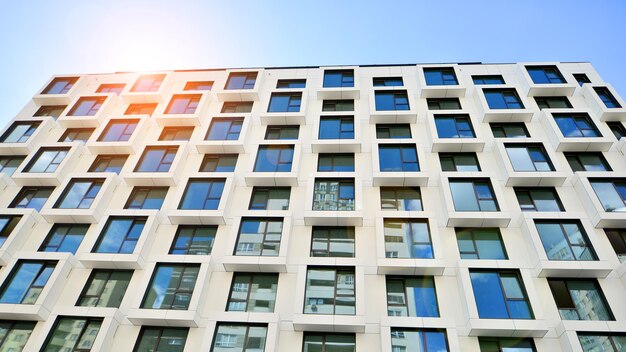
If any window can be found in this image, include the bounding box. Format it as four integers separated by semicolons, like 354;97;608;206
133;327;188;352
303;333;356;352
165;94;201;114
318;153;354;172
304;267;355;314
526;65;566;84
0;155;25;176
472;75;505;85
130;74;165;92
313;179;355;211
42;317;102;351
548;279;613;320
184;80;213;91
490;123;530;138
34;105;66;117
319;116;354;139
234;218;283;256
227;273;278;312
456;228;507;259
67;97;106;116
605;229;626;262
0;216;21;247
59;128;94;143
222;101;253;113
483;89;524;109
434;115;475;138
607;122;626;140
424;67;458;85
211;323;267;351
578;334;626;352
376;124;412;139
159;126;194;141
426;98;462;110
573;73;591;86
276;79;306;88
311;227;355;257
505;144;554;172
89;154;128;174
534;96;573;109
378;145;419;172
23;147;69;173
478;337;536;352
265;125;299;140
323;70;354;88
249;187;290;210
39;223;89;254
41;77;78;94
536;220;596;261
54;178;103;209
565;152;612;171
470;270;533;319
77;269;132;307
178;178;225;210
375;90;410;111
390;328;449;352
254;145;294;172
96;83;125;95
92;217;146;254
553;113;601;137
589;179;626;212
141;264;200;310
98;119;138;142
439;153;481;171
594;87;622;108
386;276;439;317
0;320;35;351
125;187;168;209
514;187;564;212
169;225;216;255
1;121;40;143
125;103;157;116
200;154;238;172
205;117;243;140
384;219;433;259
267;92;302;113
322;99;354;111
225;72;257;90
134;146;178;172
380;187;422;211
449;179;499;211
373;77;403;86
9;186;54;211
0;260;56;304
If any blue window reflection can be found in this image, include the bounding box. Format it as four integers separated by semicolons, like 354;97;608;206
470;270;533;319
178;179;225;210
254;145;294;172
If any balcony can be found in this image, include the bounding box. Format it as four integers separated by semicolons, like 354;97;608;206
311;113;362;153
11;142;83;186
581;84;626;121
426;113;485;152
57;93;118;128
0;209;39;265
0;117;53;155
316;67;360;100
473;86;534;122
122;141;188;186
166;175;234;225
152;93;211;127
120;73;170;104
32;76;82;105
493;141;567;187
260;90;307;125
216;70;263;102
573;172;626;228
245;143;301;187
417;65;466;98
195;115;251;154
540;110;614;152
303;177;363;226
85;116;152;155
369;89;418;124
517;63;577;97
371;142;429;186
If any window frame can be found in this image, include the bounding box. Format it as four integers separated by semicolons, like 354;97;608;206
526;65;566;84
380;187;423;211
490;123;530;138
426;98;462;110
39;223;89;254
534;220;597;261
439;152;481;172
310;226;355;258
304;266;356;315
0;121;40;143
9;186;54;211
177;178;225;210
225;72;257;90
169;225;216;255
553;113;602;138
267;92;302;113
164;94;201;115
385;276;440;317
565;152;612;172
158;126;194;141
124;186;168;210
323;70;354;88
253;145;295;172
226;272;279;312
234;217;283;256
67;96;106;116
130;74;165;92
23;147;70;173
483;88;525;109
76;269;133;308
383;218;433;259
449;178;500;212
199;154;238;172
134;146;178;173
133;326;189;352
514;187;565;212
41;77;78;94
318;153;355;172
248;187;291;210
42;316;102;351
472;75;505;85
319;116;355;140
469;269;534;319
312;178;355;211
434;115;476;138
0;260;57;304
92;216;147;254
205;117;244;141
534;96;573;110
265;125;300;140
423;67;459;86
374;90;410;111
455;227;508;260
88;154;128;174
140;263;200;310
548;278;614;321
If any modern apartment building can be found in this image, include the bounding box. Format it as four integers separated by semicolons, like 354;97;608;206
0;62;624;351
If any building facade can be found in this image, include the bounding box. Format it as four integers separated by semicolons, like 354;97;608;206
0;62;624;351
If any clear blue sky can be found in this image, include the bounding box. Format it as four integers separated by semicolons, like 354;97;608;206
1;0;625;121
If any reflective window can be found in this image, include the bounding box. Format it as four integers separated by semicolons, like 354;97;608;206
0;155;25;176
605;229;626;263
131;74;165;92
565;152;612;172
125;103;157;116
304;267;355;315
227;273;278;312
68;97;106;116
553;113;601;137
379;144;419;171
205;117;243;140
535;96;573;109
607;122;626;140
133;327;188;352
178;178;225;210
490;123;530;138
313;179;355;211
267;92;302;112
589;179;626;212
440;153;481;172
505;144;554;171
535;220;596;261
254;145;294;172
514;187;564;212
235;218;283;256
318;153;354;172
141;264;200;310
134;146;178;172
376;124;412;139
54;179;103;209
169;225;216;255
222;101;253;113
384;218;433;259
41;77;78;94
380;187;422;211
319;116;354;139
390;328;449;352
89;154;128;174
125;187;168;209
265;125;299;140
478;337;536;352
159;126;194;141
249;187;290;210
426;98;461;110
23;147;69;173
472;75;505;85
42;317;102;351
449;179;499;211
96;83;125;95
10;186;54;211
184;80;213;91
424;67;458;85
0;320;35;352
322;99;354;112
323;70;354;88
548;279;613;320
470;270;533;319
526;65;566;84
594;87;622;108
375;90;410;111
483;88;524;109
386;276;439;317
92;217;146;254
0;260;56;304
34;105;66;117
578;334;626;352
276;79;306;88
39;223;88;254
311;227;355;257
211;324;267;352
165;94;201;114
225;72;257;90
303;333;355;352
200;154;238;172
434;115;475;138
77;269;132;307
1;121;40;143
58;128;93;143
456;228;507;260
98;119;138;142
573;73;591;86
373;77;403;86
0;216;21;247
